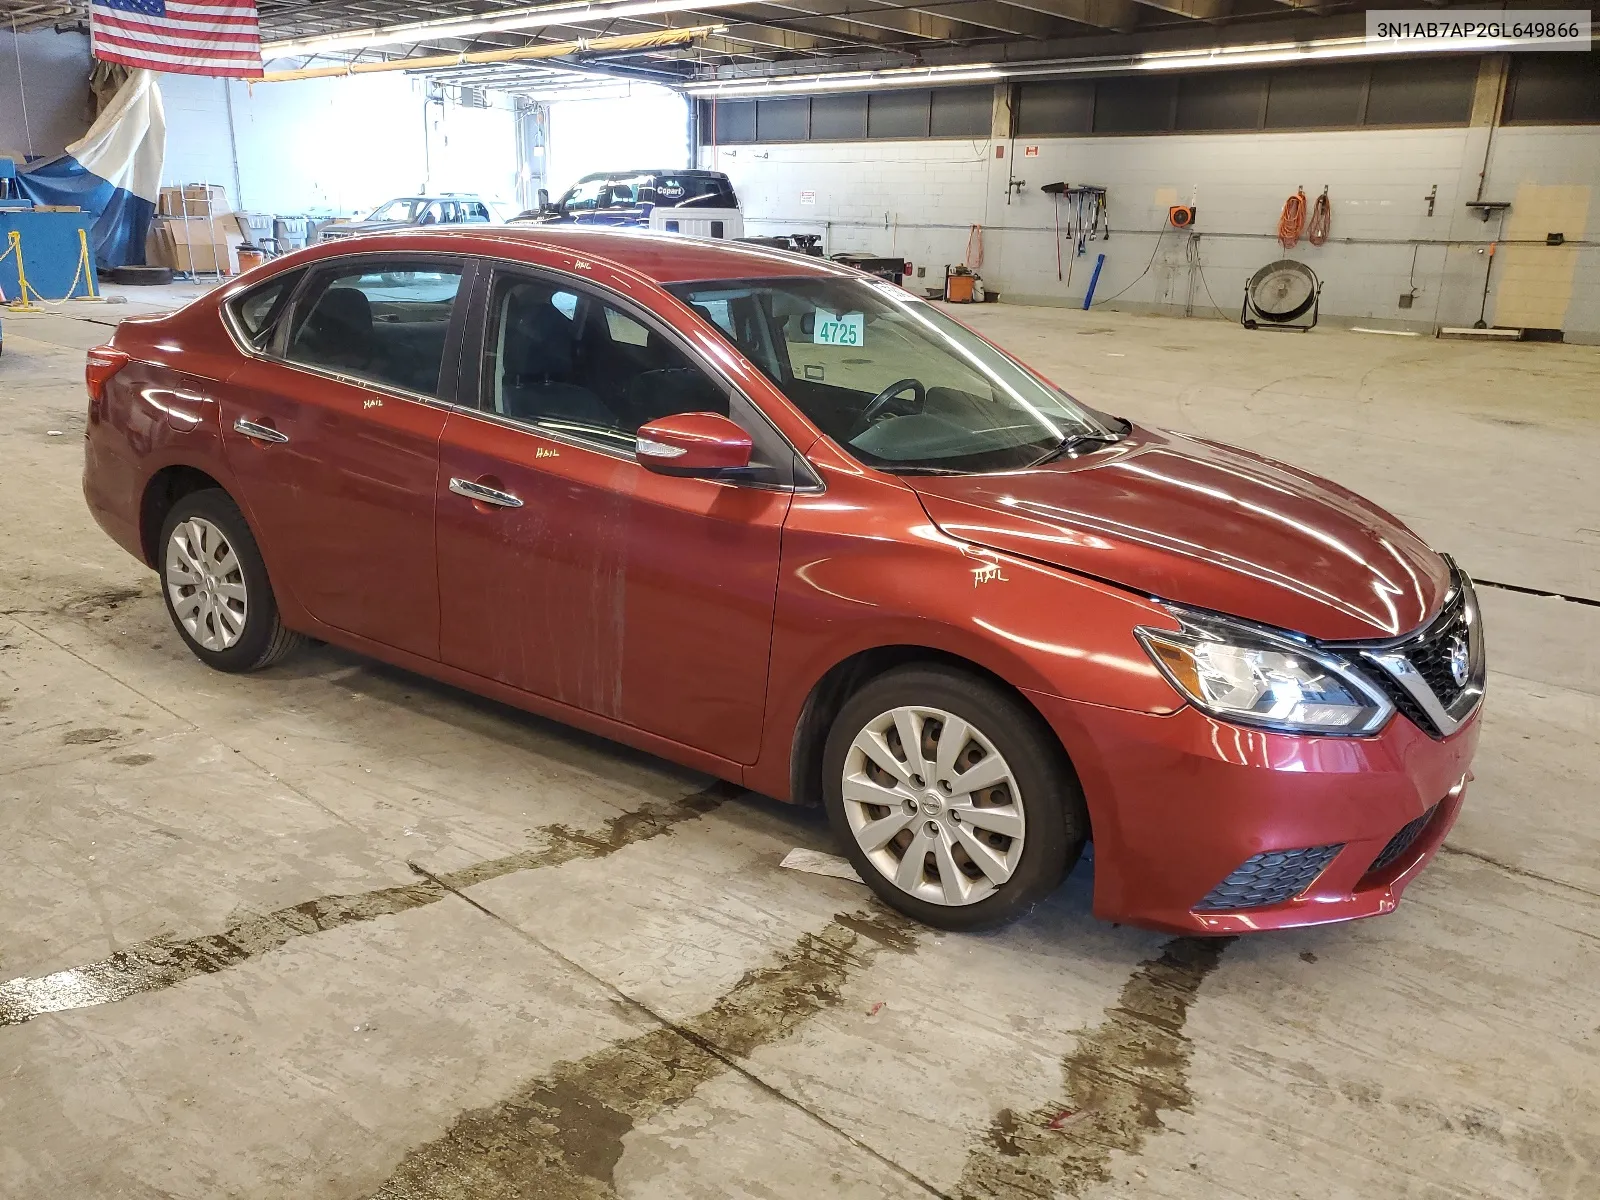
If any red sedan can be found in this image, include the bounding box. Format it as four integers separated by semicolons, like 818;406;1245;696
81;228;1484;934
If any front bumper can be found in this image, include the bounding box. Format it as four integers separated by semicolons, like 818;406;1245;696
1026;690;1480;935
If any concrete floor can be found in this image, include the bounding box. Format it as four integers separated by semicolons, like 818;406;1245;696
0;291;1597;1200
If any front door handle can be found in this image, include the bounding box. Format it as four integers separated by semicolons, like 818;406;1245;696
449;477;523;509
233;417;289;444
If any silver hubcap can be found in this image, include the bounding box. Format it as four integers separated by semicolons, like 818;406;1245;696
842;705;1025;906
165;517;248;652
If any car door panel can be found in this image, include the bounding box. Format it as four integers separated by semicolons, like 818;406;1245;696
436;414;789;763
218;256;469;660
221;370;447;658
435;265;793;764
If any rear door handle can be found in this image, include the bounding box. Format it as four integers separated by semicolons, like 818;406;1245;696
449;477;523;509
233;418;289;444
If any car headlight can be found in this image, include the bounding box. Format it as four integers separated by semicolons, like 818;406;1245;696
1135;607;1393;736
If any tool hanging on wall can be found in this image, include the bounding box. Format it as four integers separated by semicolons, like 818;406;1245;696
1307;186;1332;246
1041;183;1108;284
1278;187;1307;249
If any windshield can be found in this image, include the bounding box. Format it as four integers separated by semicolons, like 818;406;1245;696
665;276;1110;473
368;199;423;223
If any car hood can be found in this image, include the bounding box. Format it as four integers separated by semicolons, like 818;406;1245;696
911;424;1449;641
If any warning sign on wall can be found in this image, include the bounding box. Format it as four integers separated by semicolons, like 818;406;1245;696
800;190;816;205
1024;146;1040;158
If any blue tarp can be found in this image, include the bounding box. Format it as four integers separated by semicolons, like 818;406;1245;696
15;161;155;269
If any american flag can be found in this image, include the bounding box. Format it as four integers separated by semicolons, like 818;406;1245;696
92;0;264;79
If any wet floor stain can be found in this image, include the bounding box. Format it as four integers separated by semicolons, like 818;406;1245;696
111;753;156;767
954;935;1234;1199
369;908;920;1200
65;585;147;614
0;782;735;1028
61;727;119;745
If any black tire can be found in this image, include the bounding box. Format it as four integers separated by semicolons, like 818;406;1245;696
821;666;1088;931
157;488;304;672
107;265;175;286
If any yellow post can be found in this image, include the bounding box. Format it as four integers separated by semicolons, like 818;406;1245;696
7;231;41;312
73;227;104;302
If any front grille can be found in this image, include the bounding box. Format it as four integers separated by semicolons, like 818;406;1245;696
1359;574;1477;737
1194;843;1344;911
1404;592;1471;708
1365;804;1438;877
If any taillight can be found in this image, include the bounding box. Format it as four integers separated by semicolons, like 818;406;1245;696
86;346;130;421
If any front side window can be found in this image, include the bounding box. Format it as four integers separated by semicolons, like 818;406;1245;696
562;178;605;213
284;263;464;397
368;199;421;223
604;175;653;208
666;276;1113;474
481;273;729;454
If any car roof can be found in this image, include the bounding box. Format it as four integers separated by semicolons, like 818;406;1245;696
572;169;728;182
336;226;849;284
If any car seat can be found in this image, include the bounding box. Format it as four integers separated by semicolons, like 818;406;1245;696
295;287;376;373
499;296;614;428
625;367;728;427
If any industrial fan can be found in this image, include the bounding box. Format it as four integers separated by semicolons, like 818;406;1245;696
1241;259;1322;332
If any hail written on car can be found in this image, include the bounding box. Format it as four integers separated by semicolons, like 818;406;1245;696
81;226;1483;935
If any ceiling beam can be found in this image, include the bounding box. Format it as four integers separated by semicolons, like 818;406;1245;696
705;20;835;50
756;0;980;42
738;11;910;44
993;0;1141;32
893;0;1073;38
1132;0;1230;19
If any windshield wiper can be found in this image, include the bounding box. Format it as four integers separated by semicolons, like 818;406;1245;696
1029;427;1124;467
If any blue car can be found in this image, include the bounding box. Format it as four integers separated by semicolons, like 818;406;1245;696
520;170;740;228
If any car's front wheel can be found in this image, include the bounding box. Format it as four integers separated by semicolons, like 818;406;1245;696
159;488;303;672
821;666;1088;930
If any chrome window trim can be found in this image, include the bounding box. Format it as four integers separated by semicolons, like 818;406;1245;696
442;404;805;495
465;255;825;494
220;252;470;408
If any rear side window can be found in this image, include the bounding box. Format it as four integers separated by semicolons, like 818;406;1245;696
283;263;464;397
655;175;738;209
229;270;302;349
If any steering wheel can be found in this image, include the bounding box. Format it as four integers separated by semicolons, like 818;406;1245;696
850;378;926;439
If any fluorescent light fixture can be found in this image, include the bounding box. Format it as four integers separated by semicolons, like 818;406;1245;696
683;33;1551;97
262;0;710;59
684;62;1007;97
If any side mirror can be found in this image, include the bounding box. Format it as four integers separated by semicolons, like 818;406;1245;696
537;188;550;210
636;412;753;477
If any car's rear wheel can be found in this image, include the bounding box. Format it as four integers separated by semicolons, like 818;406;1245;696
821;666;1088;930
159;489;303;672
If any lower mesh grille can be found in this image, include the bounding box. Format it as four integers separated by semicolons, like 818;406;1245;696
1366;805;1438;876
1194;844;1344;911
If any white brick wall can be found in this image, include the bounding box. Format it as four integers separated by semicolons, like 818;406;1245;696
701;121;1600;339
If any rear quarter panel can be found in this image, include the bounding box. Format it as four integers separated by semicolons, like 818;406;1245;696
84;304;246;566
